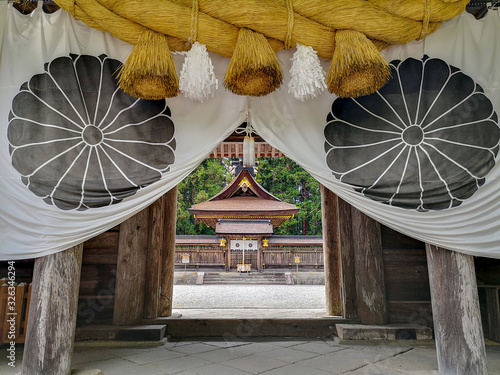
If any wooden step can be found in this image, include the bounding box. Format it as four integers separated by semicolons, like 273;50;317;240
76;324;166;341
164;319;343;339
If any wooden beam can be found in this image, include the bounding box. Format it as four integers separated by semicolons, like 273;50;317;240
159;187;178;317
351;207;387;324
426;244;488;375
320;185;342;316
143;195;166;319
22;244;83;375
113;208;150;325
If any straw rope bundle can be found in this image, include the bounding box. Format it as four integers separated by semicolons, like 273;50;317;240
53;0;469;99
328;30;391;98
117;28;179;99
224;28;283;96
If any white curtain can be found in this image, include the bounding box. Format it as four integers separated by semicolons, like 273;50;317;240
251;11;500;259
1;5;500;260
0;5;246;259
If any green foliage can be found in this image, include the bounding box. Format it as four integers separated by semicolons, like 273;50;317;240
256;157;321;235
176;158;233;235
176;156;322;236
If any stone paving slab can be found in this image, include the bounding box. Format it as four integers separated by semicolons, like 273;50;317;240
2;338;500;375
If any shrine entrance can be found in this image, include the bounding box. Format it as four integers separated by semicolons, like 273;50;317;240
229;238;259;270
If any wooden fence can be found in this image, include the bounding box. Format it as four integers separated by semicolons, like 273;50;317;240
174;245;324;270
263;247;323;269
0;282;32;343
175;246;225;268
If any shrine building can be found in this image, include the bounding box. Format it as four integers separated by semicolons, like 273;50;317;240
175;166;324;271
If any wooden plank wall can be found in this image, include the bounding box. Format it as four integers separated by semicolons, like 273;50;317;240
475;256;500;338
77;227;119;323
175;246;225;268
380;225;433;327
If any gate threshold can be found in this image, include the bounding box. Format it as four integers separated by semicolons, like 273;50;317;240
143;309;356;339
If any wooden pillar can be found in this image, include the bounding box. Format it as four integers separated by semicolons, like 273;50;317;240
22;244;83;375
159;186;178;317
321;185;342;316
113;208;150;325
338;197;357;319
143;195;166;319
351;207;387;324
257;237;263;271
226;238;231;271
426;244;488;375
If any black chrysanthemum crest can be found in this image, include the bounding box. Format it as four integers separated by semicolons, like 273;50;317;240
325;56;500;211
8;54;176;210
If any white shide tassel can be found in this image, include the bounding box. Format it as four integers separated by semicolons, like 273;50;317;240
288;43;327;101
179;42;218;101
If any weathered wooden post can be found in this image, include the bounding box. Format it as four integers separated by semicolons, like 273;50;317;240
22;244;83;375
426;244;488;375
321;185;343;316
144;195;166;319
337;195;357;319
159;187;178;317
113;209;150;325
351;207;387;325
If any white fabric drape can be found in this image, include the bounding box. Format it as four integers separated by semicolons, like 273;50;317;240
251;12;500;259
0;5;246;259
1;6;500;260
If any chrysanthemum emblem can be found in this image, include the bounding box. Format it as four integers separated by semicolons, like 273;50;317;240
8;54;176;210
325;56;500;211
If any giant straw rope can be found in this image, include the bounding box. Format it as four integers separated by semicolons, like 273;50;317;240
53;0;469;99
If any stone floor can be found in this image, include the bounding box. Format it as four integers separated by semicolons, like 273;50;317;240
2;338;500;375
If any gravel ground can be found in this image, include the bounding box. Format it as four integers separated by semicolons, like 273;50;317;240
172;284;326;309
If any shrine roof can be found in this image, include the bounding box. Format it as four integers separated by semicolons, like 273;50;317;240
190;196;298;213
215;220;273;235
188;169;299;223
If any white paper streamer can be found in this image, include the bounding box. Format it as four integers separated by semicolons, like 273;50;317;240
179;41;218;101
288;43;327;101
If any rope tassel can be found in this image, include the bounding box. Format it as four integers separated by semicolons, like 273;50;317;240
179;41;218;101
118;28;179;100
327;29;391;98
288;43;327;101
224;28;283;97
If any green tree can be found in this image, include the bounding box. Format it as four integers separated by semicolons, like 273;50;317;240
255;157;321;235
176;158;233;235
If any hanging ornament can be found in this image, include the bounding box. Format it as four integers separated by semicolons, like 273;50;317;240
288;43;327;101
243;135;255;167
224;28;283;97
117;28;179;100
179;41;218;101
327;29;390;98
236;119;257;168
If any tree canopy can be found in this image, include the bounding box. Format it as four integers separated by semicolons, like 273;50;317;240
176;157;321;235
176;158;233;235
256;157;321;235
